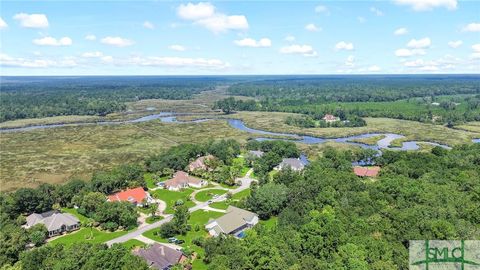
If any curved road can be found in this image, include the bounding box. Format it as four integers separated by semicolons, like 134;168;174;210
106;170;254;246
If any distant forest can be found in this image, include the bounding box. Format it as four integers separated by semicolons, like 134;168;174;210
220;75;480;125
0;76;220;122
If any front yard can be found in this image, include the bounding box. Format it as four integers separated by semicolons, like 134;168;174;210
194;189;228;202
49;227;130;245
151;188;195;214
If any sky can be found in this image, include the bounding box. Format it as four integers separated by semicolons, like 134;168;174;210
0;0;479;75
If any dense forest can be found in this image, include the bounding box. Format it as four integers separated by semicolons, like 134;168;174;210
201;144;480;269
0;76;219;122
220;75;480;125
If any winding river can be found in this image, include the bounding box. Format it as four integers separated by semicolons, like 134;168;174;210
1;112;477;150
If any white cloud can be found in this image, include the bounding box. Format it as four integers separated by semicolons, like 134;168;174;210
447;40;462;48
234;38;271;48
0;17;7;29
394;0;457;11
285;35;295;42
394;48;426;57
357;16;366;23
407;37;431;49
368;65;381;72
143;21;155;29
314;5;329;14
0;53;77;68
13;13;49;28
177;2;215;20
85;35;96;41
101;56;114;63
462;23;480;32
33;36;72;46
129;56;230;69
279;44;317;57
305;23;321;32
101;36;134;47
177;2;248;33
370;7;384;16
169;44;187;51
335;41;354;51
82;51;104;58
394;27;408;35
472;44;480;58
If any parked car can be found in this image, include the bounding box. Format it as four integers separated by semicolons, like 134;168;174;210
207;200;213;204
213;194;219;199
175;239;185;244
157;182;165;187
168;237;177;243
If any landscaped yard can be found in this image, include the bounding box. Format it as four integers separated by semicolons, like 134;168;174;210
151;188;195;214
121;239;146;250
231;188;251;201
146;215;164;224
142;210;224;270
209;201;229;210
194;189;228;202
49;227;130;245
260;216;278;231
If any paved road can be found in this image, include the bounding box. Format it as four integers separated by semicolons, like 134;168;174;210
106;169;255;246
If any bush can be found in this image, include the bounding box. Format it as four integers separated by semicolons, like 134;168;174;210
102;221;119;231
192;236;205;247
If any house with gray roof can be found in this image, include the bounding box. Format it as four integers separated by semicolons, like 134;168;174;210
248;150;264;158
275;158;305;171
25;210;80;237
205;206;258;238
133;243;187;270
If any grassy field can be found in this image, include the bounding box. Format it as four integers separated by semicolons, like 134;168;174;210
194;189;228;202
151;188;195;214
49;227;130;245
348;135;386;146
0;120;253;191
455;122;480;134
209;201;229;210
231;188;251;200
223;112;478;146
146;215;164;224
121;239;147;250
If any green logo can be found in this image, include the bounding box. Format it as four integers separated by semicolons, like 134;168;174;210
410;240;480;270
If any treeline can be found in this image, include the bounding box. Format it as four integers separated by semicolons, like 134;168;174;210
145;139;242;185
0;164;145;266
200;144;480;269
0;76;217;122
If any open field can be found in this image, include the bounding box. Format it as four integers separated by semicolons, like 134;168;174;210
455;122;480;134
348;135;386;145
49;227;130;245
0;120;253;191
221;111;478;146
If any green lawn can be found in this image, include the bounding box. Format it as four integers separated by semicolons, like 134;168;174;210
142;210;224;270
49;227;130;245
194;189;228;202
121;239;147;250
209;201;229;210
260;216;278;231
61;208;88;224
146;215;164;224
231;188;251;200
145;173;168;189
151;188;195;214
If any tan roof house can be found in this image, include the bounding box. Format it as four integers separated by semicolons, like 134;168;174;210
205;206;258;238
25;210;80;237
322;114;340;123
188;155;215;172
275;158;305;171
164;171;207;191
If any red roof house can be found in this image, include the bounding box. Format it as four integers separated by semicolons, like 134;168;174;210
353;166;380;177
322;114;339;123
107;187;147;205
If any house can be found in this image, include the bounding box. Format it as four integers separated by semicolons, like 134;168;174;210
322;114;340;123
107;187;151;206
164;171;207;191
275;158;305;171
248;150;264;158
205;206;259;238
133;243;188;270
188;155;215;172
353;166;380;177
25;210;80;237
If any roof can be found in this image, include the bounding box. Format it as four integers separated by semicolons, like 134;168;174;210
133;243;184;270
323;114;338;121
164;171;203;188
279;158;305;170
353;166;380;177
208;206;257;234
108;187;147;204
248;150;264;158
188;155;214;171
26;210;79;231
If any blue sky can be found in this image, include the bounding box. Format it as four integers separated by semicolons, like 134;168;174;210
0;0;479;75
